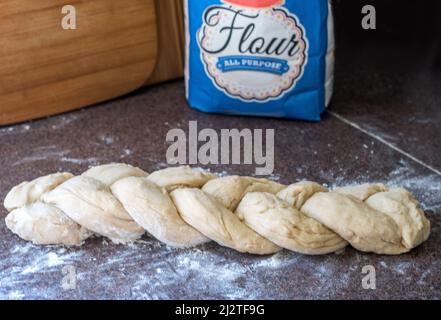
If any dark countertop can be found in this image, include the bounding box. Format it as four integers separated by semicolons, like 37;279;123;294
1;32;441;299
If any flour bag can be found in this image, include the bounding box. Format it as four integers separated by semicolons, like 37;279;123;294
184;0;334;121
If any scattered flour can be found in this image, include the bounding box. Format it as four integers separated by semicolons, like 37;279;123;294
153;162;169;170
319;158;441;211
417;269;432;285
120;148;133;158
393;261;412;275
60;157;100;166
50;115;80;130
100;135;115;145
8;291;25;300
386;160;441;211
1;162;439;299
12;146;101;168
47;252;63;267
1;228;439;299
0;123;32;135
13;147;68;166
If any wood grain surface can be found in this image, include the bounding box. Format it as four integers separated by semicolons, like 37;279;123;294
146;0;185;85
0;0;157;125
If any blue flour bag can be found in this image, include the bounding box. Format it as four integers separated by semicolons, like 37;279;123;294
184;0;334;121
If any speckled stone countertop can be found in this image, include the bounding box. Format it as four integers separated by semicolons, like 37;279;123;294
1;40;441;299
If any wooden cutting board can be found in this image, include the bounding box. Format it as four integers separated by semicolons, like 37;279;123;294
0;0;157;125
146;0;185;85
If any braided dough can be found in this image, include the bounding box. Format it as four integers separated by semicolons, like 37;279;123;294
3;164;430;255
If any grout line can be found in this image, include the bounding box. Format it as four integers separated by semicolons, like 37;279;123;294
328;111;441;177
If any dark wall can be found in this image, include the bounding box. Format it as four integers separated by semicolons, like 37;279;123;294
333;0;441;68
334;0;441;41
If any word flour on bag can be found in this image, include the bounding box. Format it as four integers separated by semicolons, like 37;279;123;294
185;0;334;121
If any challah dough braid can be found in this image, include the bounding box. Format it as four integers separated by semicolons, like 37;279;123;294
3;164;430;255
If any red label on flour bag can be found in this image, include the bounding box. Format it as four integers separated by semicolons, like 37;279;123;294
225;0;284;8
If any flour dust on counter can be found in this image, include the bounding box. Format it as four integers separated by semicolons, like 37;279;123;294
318;158;441;212
0;238;350;300
1;165;437;299
12;146;100;168
0;110;83;135
0;123;31;135
2;235;439;299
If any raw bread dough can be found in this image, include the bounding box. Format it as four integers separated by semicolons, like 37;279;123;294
277;181;327;209
3;172;89;245
170;188;281;255
3;164;431;255
147;166;215;191
302;192;407;254
202;176;285;211
4;172;73;211
111;177;209;247
334;183;388;201
5;203;90;246
42;176;145;244
365;188;431;249
82;163;148;185
301;183;431;254
236;192;347;255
